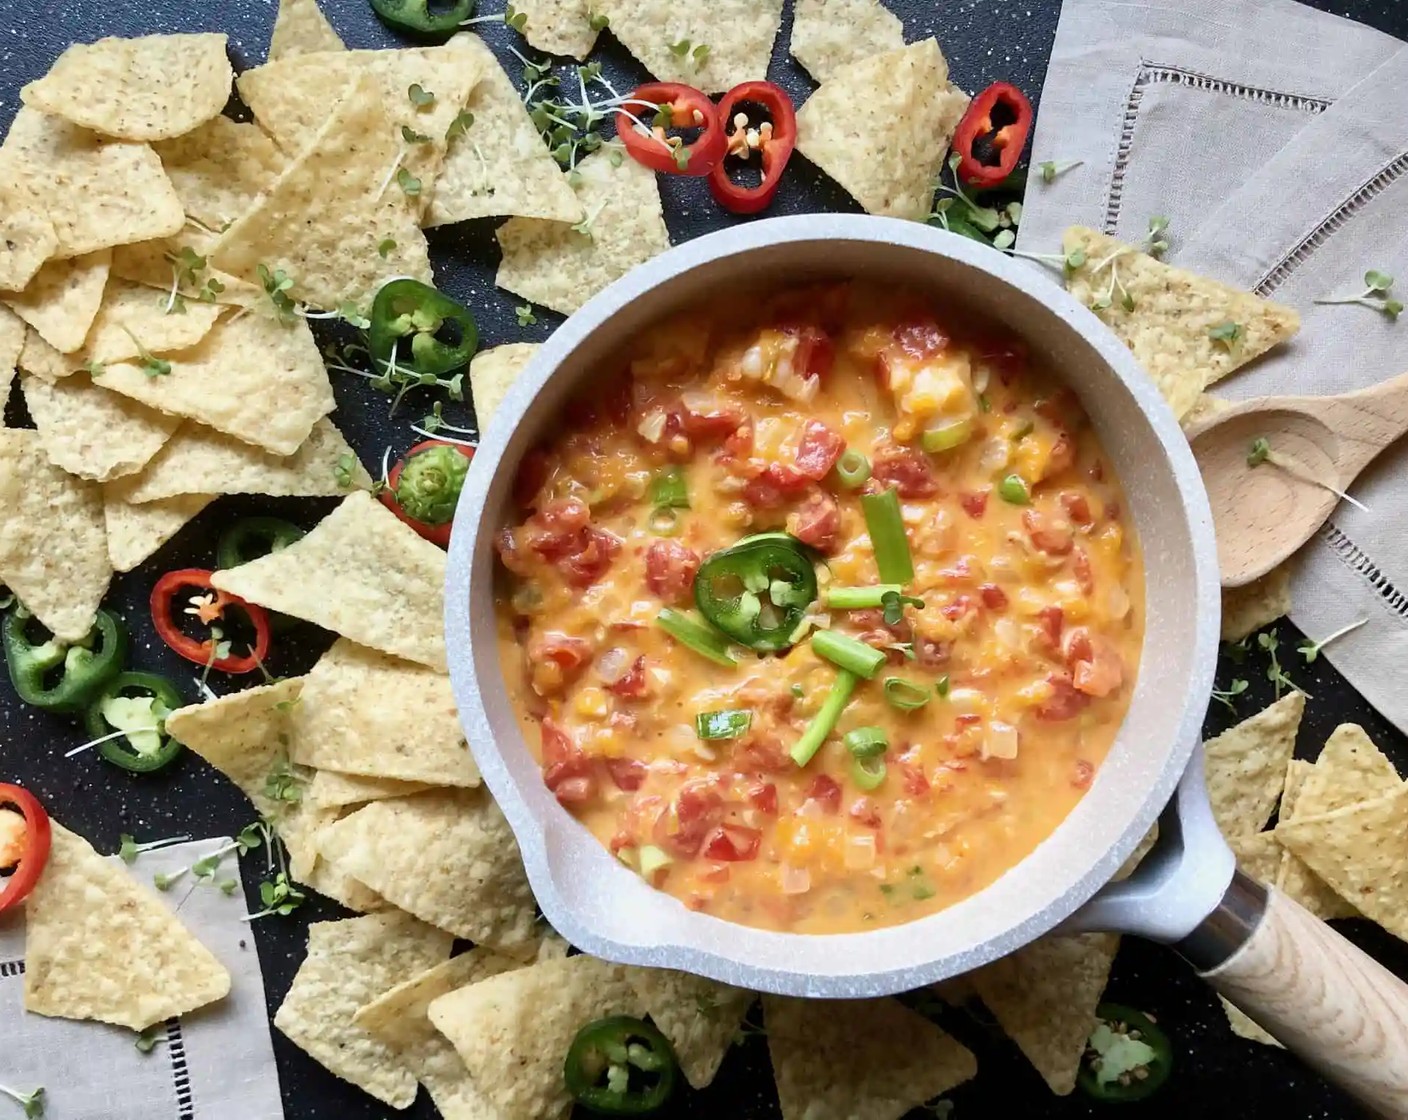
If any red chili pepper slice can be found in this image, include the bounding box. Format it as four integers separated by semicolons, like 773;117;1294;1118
952;82;1033;189
0;784;52;914
379;439;475;549
150;569;271;675
617;82;726;177
709;80;797;214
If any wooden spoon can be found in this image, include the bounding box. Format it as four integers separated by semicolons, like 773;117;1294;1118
1186;371;1408;588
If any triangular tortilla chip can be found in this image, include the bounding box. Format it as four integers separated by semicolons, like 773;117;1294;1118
236;42;485;221
1228;831;1281;884
1221;998;1281;1047
153;118;288;232
496;147;670;314
0;307;24;405
306;769;434;810
790;0;905;82
1275;757;1357;921
109;234;258;310
22;371;180;482
21;34;232;142
593;0;782;92
0;429;110;641
1297;723;1401;816
426;34;584;227
274;912;453;1108
296;851;388;913
1062;227;1301;420
92;312;335;456
471;342;539;428
290;638;478;786
269;0;347;60
765;993;976;1118
110;417;367;503
211;71;432;311
1221;564;1291;642
624;968;752;1089
79;278;225;369
17;326;71;380
211;492;448;669
515;0;600;59
971;933;1119;1095
2;250;111;354
102;489;212;572
315;789;538;952
796;38;967;221
23;822;231;1030
354;949;529;1120
0;108;185;260
1203;691;1304;839
1276;785;1408;940
0;188;57;293
427;955;646;1120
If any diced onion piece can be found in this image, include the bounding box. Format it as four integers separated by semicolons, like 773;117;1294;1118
596;647;631;684
1105;582;1131;620
982;720;1020;761
844;833;877;870
948;687;986;714
978;438;1011;474
971;364;991;395
781;865;812;894
637;410;668;443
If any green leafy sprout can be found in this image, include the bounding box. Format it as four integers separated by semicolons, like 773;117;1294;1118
1314;269;1403;321
257;263;298;326
1039;158;1083;183
0;1084;44;1118
118;832;191;865
119;327;172;378
407;83;435;108
1297;618;1367;663
135;1025;165;1054
1208;321;1242;350
1257;631;1307;699
1210;677;1248;714
1247;437;1271;467
515;303;538;327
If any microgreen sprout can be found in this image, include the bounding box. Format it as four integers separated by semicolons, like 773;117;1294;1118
667;37;692;57
407;83;435;108
447;110;474;142
1257;631;1307;699
1297;618;1368;663
1210;677;1248;714
571;199;608;239
506;2;527;31
257;263;298;325
1208;321;1242;351
165;247;207;314
135;1025;166;1054
378;238;397;259
264;755;304;805
1314;269;1402;320
1247;437;1270;467
588;9;608;29
400;124;431;145
243;872;306;922
118;327;171;377
118;833;192;864
333;452;359;490
1001;244;1087;276
1039;158;1083;183
1142;215;1170;258
64;723;164;758
81;359;106;377
692;43;711;67
516;303;538;326
880;590;924;627
0;1084;44;1118
1246;437;1369;511
396;167;423;197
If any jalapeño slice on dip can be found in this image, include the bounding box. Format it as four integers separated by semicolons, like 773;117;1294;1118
495;284;1143;935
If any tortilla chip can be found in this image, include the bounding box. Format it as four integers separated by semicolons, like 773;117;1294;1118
290;638;478;786
307;769;434;810
1062;228;1301;420
0;429;111;641
790;0;905;82
1297;723;1401;817
1228;831;1281;884
1276;785;1408;940
1180;391;1228;431
471;342;539;427
103;489;212;572
970;933;1118;1095
1221;999;1281;1047
237;42;485;222
153;118;287;232
427;955;646;1120
21;371;180;482
624;968;752;1089
92;312;335;456
2;250;111;354
0;108;185;260
1221;564;1292;642
593;0;782;92
109;236;259;310
270;0;347;60
0;307;24;404
274;912;453;1108
76;278;225;370
0;189;58;293
111;417;367;504
315;789;539;952
766;993;977;1118
795;39;967;222
1203;692;1304;839
496;147;670;314
426;34;584;227
1275;758;1356;921
23;822;230;1030
297;854;388;913
355;950;529;1120
212;72;432;311
516;0;600;58
21;34;232;143
212;492;448;669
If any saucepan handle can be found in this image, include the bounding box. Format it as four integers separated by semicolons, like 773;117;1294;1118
1183;873;1408;1119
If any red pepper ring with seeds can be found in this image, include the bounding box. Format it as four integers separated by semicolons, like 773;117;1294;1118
0;783;52;914
616;82;726;176
150;568;272;675
709;80;797;214
951;81;1034;189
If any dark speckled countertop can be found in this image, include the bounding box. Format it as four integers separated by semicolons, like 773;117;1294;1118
2;1;1407;1117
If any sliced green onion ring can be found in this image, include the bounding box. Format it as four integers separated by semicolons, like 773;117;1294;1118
649;465;690;509
695;709;753;740
850;755;887;791
811;630;887;679
861;488;915;585
649;507;684;536
936;674;952;698
655;609;737;668
843;726;889;759
825;584;903;610
921;417;974;454
998;474;1031;505
790;670;859;766
834;449;872;489
883;677;932;711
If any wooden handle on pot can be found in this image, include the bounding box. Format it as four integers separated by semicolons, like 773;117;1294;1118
1201;888;1408;1117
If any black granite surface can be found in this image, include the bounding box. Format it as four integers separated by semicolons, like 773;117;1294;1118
2;1;1407;1117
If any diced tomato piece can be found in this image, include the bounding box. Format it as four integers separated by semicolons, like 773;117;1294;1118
644;540;701;603
743;462;812;509
1073;548;1095;596
849;798;882;828
1036;606;1064;652
787;489;842;553
698;863;731;885
783;323;835;383
871;445;939;498
805;774;842;813
1023;509;1074;556
1042;433;1076;480
1072;759;1095;790
606;757;647;792
979;583;1008;610
954;713;982;731
609;829;634;854
702;824;762;861
512;448;552;510
747;781;779;815
736;733;791;774
519;498;622;587
1064;628;1124;697
795;420;846;480
550;776;595;804
680;401;747;442
959;490;989;520
605;655;649;700
660;778;725;858
1060;491;1093;526
540;718;577;768
563;528;621;586
1089;459;1106;483
898;761;931;797
527;631;594;695
893;317;950;360
916;638;951;669
718;424;754;463
940;594;976;622
1035;673;1092;721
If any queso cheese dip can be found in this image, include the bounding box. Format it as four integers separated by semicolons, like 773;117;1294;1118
495;283;1144;934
